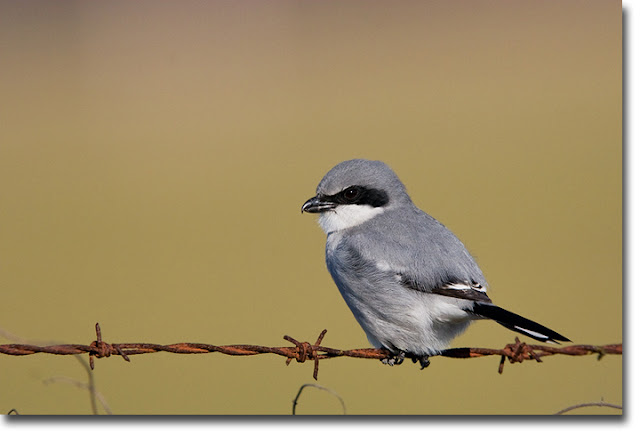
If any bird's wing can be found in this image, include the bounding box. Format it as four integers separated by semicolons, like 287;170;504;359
338;208;569;344
398;273;492;303
346;206;492;303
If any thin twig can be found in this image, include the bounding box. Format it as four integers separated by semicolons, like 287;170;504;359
554;401;623;415
292;384;346;415
71;355;103;415
42;376;113;415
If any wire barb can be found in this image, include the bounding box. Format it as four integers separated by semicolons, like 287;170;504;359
283;329;326;380
0;323;622;380
88;323;130;369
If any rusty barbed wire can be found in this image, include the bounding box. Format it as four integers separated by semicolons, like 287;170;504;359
0;323;622;380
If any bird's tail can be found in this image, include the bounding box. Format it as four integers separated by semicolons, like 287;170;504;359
471;303;570;344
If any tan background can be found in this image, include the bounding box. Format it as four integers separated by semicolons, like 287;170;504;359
0;0;621;415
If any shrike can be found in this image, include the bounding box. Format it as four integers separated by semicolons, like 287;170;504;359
302;159;569;368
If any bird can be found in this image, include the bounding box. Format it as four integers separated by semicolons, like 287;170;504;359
301;159;569;368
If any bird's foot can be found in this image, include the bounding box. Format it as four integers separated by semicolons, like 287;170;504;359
381;350;406;366
411;355;431;370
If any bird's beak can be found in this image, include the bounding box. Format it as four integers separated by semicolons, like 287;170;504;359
301;195;336;214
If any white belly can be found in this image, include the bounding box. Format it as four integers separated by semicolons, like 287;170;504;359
334;271;474;355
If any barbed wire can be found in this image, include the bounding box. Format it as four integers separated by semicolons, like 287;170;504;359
0;323;622;380
0;326;109;415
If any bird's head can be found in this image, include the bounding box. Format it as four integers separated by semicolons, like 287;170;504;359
301;159;410;234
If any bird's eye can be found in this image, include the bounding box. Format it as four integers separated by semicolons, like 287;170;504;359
343;187;360;201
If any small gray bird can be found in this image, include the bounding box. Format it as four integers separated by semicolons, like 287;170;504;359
302;159;569;368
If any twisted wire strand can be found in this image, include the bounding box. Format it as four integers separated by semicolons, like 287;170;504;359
0;323;622;380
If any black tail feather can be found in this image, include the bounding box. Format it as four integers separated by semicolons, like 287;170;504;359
471;303;570;344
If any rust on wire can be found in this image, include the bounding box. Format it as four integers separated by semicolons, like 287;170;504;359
0;323;622;380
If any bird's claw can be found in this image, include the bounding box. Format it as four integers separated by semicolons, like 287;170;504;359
411;355;431;369
382;351;431;369
381;351;405;366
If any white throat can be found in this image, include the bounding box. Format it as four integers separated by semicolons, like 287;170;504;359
317;204;385;234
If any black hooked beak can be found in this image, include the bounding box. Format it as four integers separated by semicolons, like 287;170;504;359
301;195;336;214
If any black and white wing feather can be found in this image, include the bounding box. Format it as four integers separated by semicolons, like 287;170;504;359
401;277;493;303
401;274;570;344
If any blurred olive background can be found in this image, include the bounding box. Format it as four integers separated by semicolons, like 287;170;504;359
0;0;621;415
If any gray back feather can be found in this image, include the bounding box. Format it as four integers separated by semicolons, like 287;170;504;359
321;159;487;291
348;205;488;290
